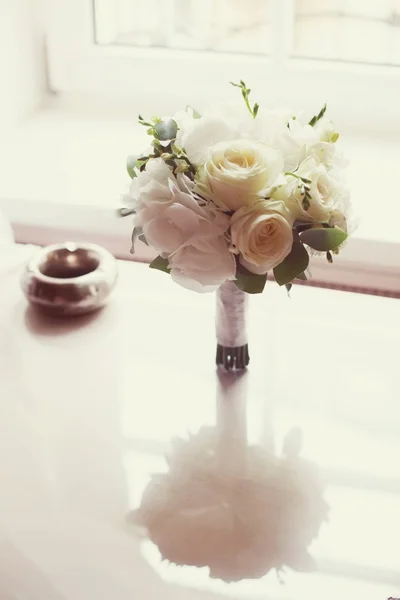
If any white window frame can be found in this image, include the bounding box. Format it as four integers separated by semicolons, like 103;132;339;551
45;0;400;131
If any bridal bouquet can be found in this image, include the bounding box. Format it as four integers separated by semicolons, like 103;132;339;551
121;82;351;368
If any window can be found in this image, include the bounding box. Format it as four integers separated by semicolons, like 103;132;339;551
93;0;271;55
46;0;400;129
1;0;400;294
294;0;400;65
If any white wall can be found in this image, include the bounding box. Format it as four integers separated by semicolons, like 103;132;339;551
0;0;46;131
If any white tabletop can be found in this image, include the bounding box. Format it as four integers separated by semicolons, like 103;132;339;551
0;244;399;600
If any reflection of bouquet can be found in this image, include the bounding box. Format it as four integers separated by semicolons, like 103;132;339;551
121;81;351;294
131;428;328;582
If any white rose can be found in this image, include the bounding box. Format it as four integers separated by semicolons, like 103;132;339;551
196;139;284;212
230;200;294;274
169;237;236;293
275;158;349;224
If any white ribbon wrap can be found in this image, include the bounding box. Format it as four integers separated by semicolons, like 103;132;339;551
215;280;248;347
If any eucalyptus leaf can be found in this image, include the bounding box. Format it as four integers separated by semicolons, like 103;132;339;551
153;118;178;141
117;207;136;218
138;233;149;246
273;242;309;286
149;255;170;274
126;155;138;179
130;226;142;254
300;226;347;251
296;271;308;281
234;265;267;294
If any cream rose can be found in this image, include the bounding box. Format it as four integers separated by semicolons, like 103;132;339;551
230;201;294;274
196;139;284;212
274;158;348;224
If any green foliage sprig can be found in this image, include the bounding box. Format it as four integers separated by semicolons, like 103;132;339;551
308;104;327;127
230;80;259;118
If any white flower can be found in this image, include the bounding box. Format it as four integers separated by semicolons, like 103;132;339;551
125;158;173;212
314;116;338;143
197;139;285;212
132;160;229;255
169;237;236;293
273;120;319;171
230;200;294;274
305;141;336;168
272;118;342;171
179;115;237;165
329;209;348;232
283;118;345;170
274;158;349;224
180;107;294;167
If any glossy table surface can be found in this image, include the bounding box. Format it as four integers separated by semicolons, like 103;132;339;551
0;243;399;600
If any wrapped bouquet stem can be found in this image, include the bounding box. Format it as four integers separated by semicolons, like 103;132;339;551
215;281;249;370
120;81;352;369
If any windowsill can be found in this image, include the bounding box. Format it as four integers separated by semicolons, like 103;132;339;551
0;96;150;209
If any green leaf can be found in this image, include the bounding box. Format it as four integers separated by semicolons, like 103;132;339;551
130;226;141;254
117;207;135;218
186;105;201;119
273;242;310;286
126;155;138;179
300;226;347;251
296;271;308;281
149;255;170;274
309;103;327;127
138;233;149;246
234;264;267;294
153;118;178;141
138;115;153;127
127;155;147;178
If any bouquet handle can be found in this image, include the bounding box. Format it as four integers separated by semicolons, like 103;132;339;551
215;281;249;370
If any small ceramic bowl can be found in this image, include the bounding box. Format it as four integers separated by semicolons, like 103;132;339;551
21;242;118;316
